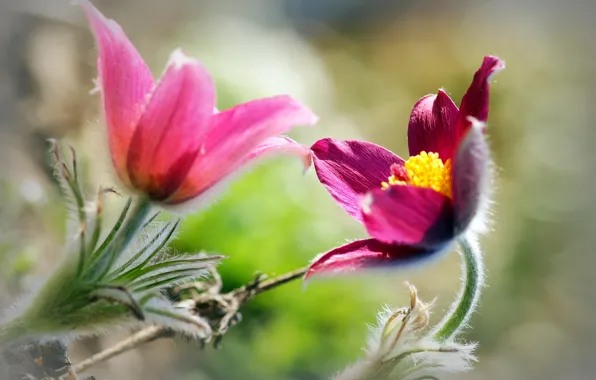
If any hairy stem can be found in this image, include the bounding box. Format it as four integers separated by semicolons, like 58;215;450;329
233;266;308;302
90;197;152;280
112;197;153;254
74;266;309;373
72;325;165;373
0;198;153;346
432;237;484;342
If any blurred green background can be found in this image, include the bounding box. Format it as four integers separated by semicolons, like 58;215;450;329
0;0;594;379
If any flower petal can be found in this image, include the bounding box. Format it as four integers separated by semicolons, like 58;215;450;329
452;118;491;232
311;139;405;223
361;186;454;249
81;0;154;185
304;239;436;280
127;49;215;200
164;137;311;211
243;136;312;171
455;56;505;141
168;95;317;203
408;90;459;161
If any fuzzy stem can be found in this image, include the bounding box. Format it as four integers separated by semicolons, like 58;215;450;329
432;236;484;342
73;266;310;373
0;198;153;346
91;197;152;280
113;197;152;253
72;325;166;373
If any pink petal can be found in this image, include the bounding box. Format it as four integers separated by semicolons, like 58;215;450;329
165;137;311;209
455;56;505;142
126;50;215;200
408;90;459;161
311;139;405;223
168;95;317;203
361;186;454;249
243;136;312;171
81;0;154;185
452;118;490;232
305;238;436;280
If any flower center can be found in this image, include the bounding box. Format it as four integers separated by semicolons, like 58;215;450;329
381;151;452;198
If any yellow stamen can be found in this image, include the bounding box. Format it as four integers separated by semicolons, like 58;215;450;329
381;177;406;190
382;151;452;198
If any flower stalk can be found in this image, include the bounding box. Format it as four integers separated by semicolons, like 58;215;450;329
88;197;152;281
334;281;479;380
333;237;485;380
0;197;152;346
0;144;220;347
432;237;484;342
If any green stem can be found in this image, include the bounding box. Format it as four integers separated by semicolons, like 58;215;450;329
0;198;153;346
89;197;152;281
112;197;152;254
92;198;132;260
432;237;484;342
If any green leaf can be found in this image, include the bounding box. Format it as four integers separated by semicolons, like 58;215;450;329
132;254;222;278
91;285;145;321
130;268;207;292
108;220;180;281
90;198;132;262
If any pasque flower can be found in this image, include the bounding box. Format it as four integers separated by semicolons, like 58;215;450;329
307;56;504;278
82;1;317;205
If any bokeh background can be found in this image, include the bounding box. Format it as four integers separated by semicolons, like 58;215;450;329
0;0;595;379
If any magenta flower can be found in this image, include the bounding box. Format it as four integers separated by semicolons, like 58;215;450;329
81;1;317;205
306;56;504;279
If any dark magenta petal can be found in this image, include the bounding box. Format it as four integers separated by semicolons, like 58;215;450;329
452;118;490;232
311;138;405;223
361;186;454;249
455;56;505;141
305;238;438;279
408;90;459;161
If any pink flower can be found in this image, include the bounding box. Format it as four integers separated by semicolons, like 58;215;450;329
306;56;504;279
81;1;318;205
